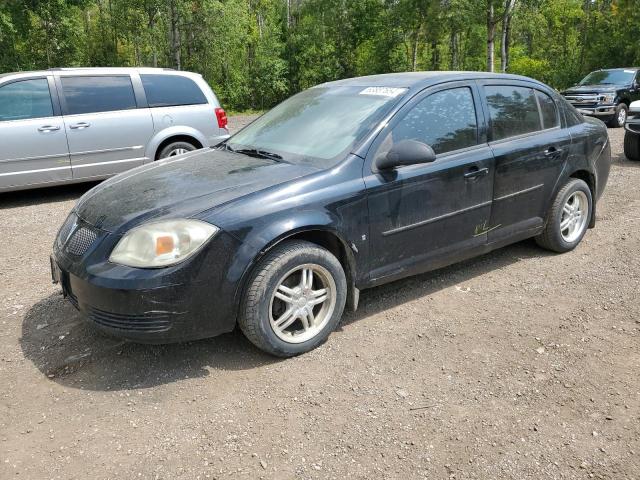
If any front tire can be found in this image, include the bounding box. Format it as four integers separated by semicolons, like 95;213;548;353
239;240;347;357
624;131;640;161
607;104;628;128
535;179;592;253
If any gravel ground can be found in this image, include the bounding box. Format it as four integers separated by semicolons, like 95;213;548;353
1;119;639;480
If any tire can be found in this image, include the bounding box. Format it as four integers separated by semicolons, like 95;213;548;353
624;131;640;161
239;240;347;357
157;140;198;159
535;179;592;253
607;103;628;128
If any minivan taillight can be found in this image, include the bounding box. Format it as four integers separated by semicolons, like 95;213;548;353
215;108;228;129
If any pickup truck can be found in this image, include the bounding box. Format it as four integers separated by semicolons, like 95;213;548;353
624;101;640;161
562;68;640;128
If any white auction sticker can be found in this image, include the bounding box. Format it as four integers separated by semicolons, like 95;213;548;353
359;87;406;97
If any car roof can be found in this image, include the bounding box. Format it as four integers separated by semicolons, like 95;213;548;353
318;71;550;91
0;67;201;81
593;67;640;72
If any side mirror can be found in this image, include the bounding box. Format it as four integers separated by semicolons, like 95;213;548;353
375;139;436;171
630;100;640;115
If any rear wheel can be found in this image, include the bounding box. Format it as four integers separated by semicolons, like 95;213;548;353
239;240;347;357
624;131;640;161
607;104;628;128
536;179;592;253
157;140;198;159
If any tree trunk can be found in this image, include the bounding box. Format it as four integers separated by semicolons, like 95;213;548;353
450;31;459;70
431;39;440;70
169;0;181;70
500;0;516;72
487;1;496;73
411;30;419;71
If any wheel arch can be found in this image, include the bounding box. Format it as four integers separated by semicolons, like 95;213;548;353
233;226;360;319
145;126;207;161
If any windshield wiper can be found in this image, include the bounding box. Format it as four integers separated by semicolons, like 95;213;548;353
226;144;286;162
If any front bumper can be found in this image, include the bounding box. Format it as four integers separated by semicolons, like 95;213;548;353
51;220;244;343
572;105;616;117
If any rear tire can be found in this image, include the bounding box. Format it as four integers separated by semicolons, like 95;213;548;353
239;240;347;357
624;131;640;161
607;103;628;128
157;141;198;159
535;179;592;253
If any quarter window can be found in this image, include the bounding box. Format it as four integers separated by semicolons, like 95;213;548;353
0;79;54;121
61;76;137;115
140;74;207;107
536;90;559;129
384;87;478;156
485;85;541;141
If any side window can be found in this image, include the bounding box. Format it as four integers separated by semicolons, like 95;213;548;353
561;99;584;127
61;76;137;115
485;85;541;141
140;74;207;107
381;87;478;156
0;79;54;121
536;90;559;129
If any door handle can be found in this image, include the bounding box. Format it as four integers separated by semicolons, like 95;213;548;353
69;122;91;130
464;167;489;179
38;125;61;132
544;146;563;157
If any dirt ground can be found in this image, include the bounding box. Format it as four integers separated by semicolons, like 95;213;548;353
1;118;639;480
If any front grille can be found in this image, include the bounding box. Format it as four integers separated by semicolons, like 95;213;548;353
88;307;172;333
66;227;98;256
564;94;600;110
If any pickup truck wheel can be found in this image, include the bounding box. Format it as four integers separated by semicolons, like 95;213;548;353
239;240;347;357
624;131;640;161
607;104;628;128
157;141;197;159
535;179;592;253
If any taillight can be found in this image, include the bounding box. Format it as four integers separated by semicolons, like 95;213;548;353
215;107;228;129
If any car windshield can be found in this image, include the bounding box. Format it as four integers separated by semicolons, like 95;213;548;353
227;85;407;168
579;69;636;86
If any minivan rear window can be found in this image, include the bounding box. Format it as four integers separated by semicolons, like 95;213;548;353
140;74;207;108
61;76;137;115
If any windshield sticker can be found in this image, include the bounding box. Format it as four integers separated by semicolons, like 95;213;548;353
359;87;406;97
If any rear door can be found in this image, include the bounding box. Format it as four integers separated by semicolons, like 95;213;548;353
478;82;570;243
56;74;154;180
0;76;71;190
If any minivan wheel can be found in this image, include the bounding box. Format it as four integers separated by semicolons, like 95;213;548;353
624;131;640;161
239;240;347;357
535;179;592;253
608;104;628;128
158;141;198;159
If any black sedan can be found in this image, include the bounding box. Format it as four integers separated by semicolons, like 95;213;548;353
51;72;611;357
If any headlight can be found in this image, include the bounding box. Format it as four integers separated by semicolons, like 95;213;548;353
109;219;219;268
600;93;615;104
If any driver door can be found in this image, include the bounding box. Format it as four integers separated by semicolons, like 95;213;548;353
363;82;495;284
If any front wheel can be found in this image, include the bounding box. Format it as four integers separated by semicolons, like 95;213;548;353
239;240;347;357
535;179;592;253
607;104;628;128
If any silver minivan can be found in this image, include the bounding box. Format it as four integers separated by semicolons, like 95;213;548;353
0;67;229;192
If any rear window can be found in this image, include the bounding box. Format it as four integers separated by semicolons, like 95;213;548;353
485;85;542;141
536;90;559;129
61;76;137;115
140;74;207;107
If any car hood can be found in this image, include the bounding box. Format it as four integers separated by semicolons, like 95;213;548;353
74;148;318;232
563;85;619;94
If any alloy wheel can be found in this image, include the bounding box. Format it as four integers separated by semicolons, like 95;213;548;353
560;191;589;243
268;264;336;344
